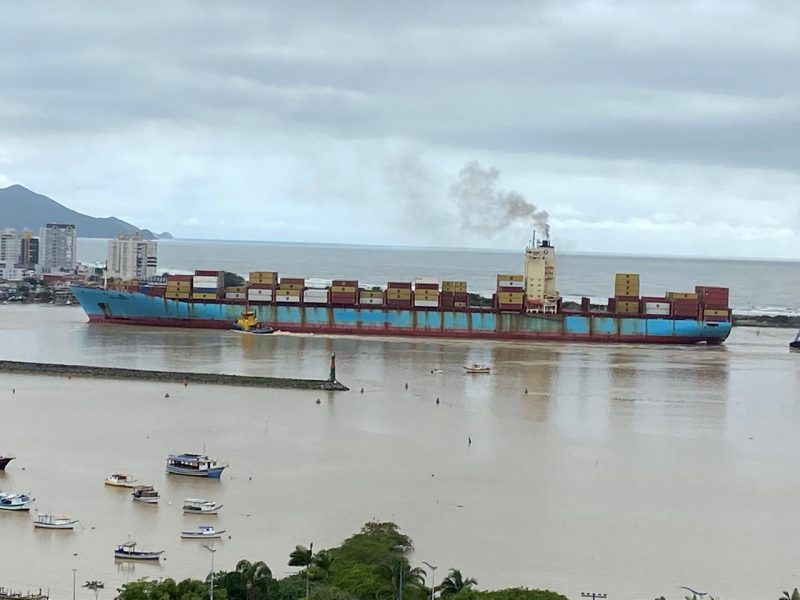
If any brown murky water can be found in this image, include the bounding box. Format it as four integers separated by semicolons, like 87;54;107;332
1;305;798;600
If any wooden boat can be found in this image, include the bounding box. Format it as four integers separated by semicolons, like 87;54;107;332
180;525;225;539
182;498;223;515
166;453;227;478
0;456;15;470
463;364;491;374
131;486;160;504
0;492;35;511
114;542;164;561
33;514;78;529
105;473;138;488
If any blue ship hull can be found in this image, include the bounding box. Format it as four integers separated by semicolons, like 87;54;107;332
71;287;732;345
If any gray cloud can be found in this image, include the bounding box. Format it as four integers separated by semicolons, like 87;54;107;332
1;1;799;257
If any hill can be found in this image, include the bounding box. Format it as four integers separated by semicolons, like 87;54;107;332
0;184;172;239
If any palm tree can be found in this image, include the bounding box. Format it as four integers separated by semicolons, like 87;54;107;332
83;581;105;600
781;590;800;600
437;569;477;598
313;550;335;581
376;561;425;600
289;543;314;599
236;560;272;600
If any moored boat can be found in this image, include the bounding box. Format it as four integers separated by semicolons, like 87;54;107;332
105;473;138;488
0;456;15;470
0;492;35;511
464;364;491;374
33;514;78;529
790;330;800;351
132;486;160;504
167;453;227;478
114;542;164;561
181;525;225;539
183;498;223;515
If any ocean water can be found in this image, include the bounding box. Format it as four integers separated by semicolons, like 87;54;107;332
77;239;800;315
1;304;799;600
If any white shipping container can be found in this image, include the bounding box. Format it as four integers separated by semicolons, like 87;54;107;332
225;292;246;300
303;296;328;304
646;308;671;316
304;289;329;296
414;300;439;308
498;280;524;288
275;295;300;303
193;275;220;282
248;290;273;301
645;302;670;310
360;297;384;305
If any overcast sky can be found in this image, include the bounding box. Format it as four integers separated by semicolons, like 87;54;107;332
1;1;799;258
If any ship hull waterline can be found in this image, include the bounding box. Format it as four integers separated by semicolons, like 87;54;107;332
73;287;732;346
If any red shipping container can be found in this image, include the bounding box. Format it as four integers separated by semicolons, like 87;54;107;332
387;282;413;289
280;277;305;284
641;296;667;302
248;283;275;290
168;274;193;281
194;270;222;276
615;295;639;302
497;286;525;293
607;298;617;312
332;280;358;286
415;283;439;290
454;292;469;301
498;304;524;311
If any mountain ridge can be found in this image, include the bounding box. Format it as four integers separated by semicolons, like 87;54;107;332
0;184;173;240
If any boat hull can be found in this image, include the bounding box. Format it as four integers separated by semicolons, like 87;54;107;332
0;457;14;470
34;521;77;529
181;532;224;539
133;497;159;504
0;504;33;511
115;551;163;561
72;287;732;345
167;466;225;478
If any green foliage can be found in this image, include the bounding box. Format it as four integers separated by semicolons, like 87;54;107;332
224;272;246;287
308;586;359;600
215;560;275;600
274;574;310;600
468;293;492;307
438;570;477;598
116;577;227;600
450;589;568;600
83;581;104;600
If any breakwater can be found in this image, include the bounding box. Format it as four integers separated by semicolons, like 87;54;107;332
0;360;349;391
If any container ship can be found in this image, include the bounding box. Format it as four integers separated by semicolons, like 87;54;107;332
72;237;733;345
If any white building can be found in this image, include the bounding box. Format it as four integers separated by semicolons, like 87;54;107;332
40;223;77;273
107;233;157;280
0;228;23;264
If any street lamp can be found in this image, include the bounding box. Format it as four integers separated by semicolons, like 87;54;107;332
393;545;411;600
421;561;437;600
202;544;217;600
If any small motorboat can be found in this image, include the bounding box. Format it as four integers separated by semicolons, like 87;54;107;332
33;514;79;530
0;492;35;511
167;453;227;478
430;369;443;375
132;486;160;504
183;498;223;515
232;308;274;334
114;542;165;561
0;456;15;470
105;473;138;488
181;525;225;539
463;364;491;374
790;330;800;351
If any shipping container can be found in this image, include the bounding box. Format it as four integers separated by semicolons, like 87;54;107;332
414;300;439;308
247;289;273;302
192;293;218;300
165;292;191;300
331;286;356;293
194;270;222;277
387;282;413;289
248;283;274;290
703;309;730;318
276;289;301;297
615;301;640;314
225;292;246;300
442;281;468;293
497;274;524;282
359;297;384;305
275;295;301;303
615;295;639;302
359;291;384;299
225;286;247;293
167;274;193;282
667;292;698;300
332;280;358;287
415;283;439;291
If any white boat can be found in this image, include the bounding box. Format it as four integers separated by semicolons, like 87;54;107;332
182;498;223;515
166;453;227;478
105;473;138;488
132;486;160;504
114;542;164;561
181;525;225;539
463;364;491;374
0;492;35;511
33;514;79;529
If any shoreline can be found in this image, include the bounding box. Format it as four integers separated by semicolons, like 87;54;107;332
0;360;349;391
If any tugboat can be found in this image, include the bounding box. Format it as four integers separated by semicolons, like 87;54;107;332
790;330;800;351
0;456;14;470
232;306;274;334
166;453;227;478
114;542;165;561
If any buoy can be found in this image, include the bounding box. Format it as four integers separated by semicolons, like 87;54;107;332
360;388;364;394
315;399;321;404
404;382;408;390
11;388;15;394
436;398;440;405
524;388;528;394
468;436;472;446
165;393;170;398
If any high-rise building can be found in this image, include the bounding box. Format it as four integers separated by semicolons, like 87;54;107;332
107;233;157;280
19;231;39;269
0;228;23;264
41;223;77;272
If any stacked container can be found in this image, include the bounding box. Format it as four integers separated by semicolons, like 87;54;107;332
496;274;524;311
414;278;440;309
192;270;223;301
303;288;330;305
225;286;247;301
276;277;304;304
614;273;640;315
386;282;413;309
330;280;358;306
248;271;277;304
359;290;384;306
441;281;469;311
696;286;731;322
165;275;192;300
641;296;671;316
667;291;699;318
